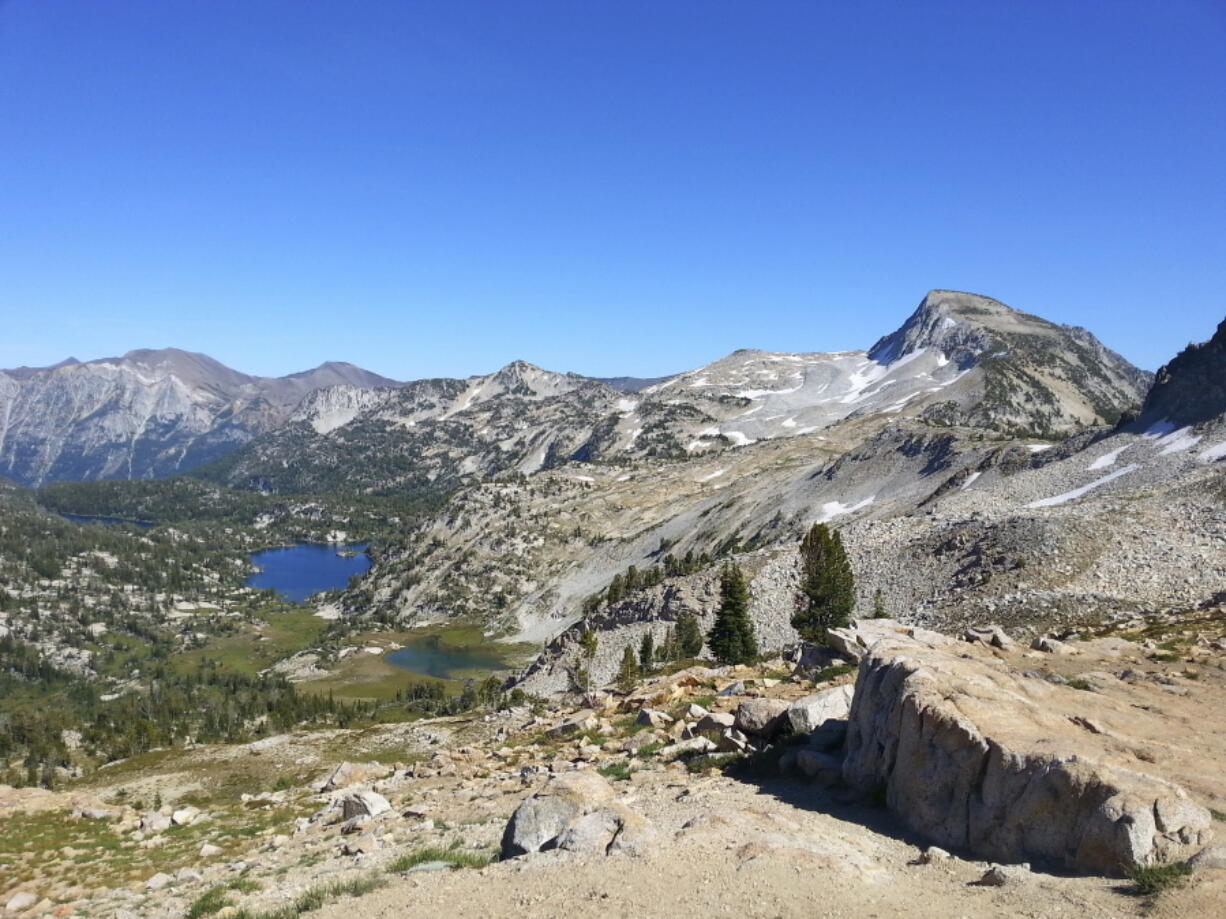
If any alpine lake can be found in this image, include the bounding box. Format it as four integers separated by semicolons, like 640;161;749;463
246;542;529;690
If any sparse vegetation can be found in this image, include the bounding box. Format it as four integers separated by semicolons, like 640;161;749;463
1128;860;1193;897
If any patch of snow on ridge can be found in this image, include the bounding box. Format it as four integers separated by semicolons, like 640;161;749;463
736;381;803;399
723;431;755;447
1088;445;1129;471
696;469;726;482
1027;444;1053;453
1199;441;1226;463
615;398;637;413
960;471;981;490
1155;426;1202;456
814;496;874;523
1027;464;1140;508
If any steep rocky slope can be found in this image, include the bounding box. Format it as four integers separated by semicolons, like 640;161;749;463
1137;317;1226;427
0;350;401;485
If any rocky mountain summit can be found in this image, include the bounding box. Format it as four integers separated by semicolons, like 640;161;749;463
0;350;401;485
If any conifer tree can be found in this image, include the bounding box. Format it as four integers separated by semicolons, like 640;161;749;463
617;644;640;692
707;563;757;665
675;613;704;658
793;524;855;641
639;632;655;672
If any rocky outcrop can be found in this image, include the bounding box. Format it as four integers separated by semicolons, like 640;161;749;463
842;633;1213;875
500;771;656;859
1137;317;1226;427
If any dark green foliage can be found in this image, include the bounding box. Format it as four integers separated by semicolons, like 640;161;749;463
617;644;640;692
1129;861;1192;897
0;637;371;782
675;612;704;658
707;563;757;665
638;632;654;672
872;587;887;619
793;524;855;642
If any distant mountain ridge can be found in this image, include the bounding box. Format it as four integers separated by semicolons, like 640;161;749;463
0;349;403;485
1;292;1154;488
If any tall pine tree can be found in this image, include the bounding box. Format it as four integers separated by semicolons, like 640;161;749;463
793;524;855;641
707;563;758;664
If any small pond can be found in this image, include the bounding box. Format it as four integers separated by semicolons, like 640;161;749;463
246;543;371;602
385;634;510;680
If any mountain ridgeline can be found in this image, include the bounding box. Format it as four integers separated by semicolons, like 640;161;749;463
188;292;1152;496
1;292;1150;492
0;349;401;486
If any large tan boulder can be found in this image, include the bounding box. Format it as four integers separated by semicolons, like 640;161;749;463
842;636;1212;875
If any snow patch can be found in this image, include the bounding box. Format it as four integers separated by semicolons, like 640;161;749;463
1198;441;1226;463
1026;464;1139;508
615;398;638;413
1027;444;1053;453
736;381;803;399
814;496;874;523
1155;426;1202;456
960;471;981;490
722;431;756;447
696;469;726;482
1088;444;1129;470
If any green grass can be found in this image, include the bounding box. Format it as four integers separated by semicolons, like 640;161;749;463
187;887;231;919
1066;678;1095;692
813;663;857;683
1209;808;1226;822
385;846;492;872
233;876;387;919
1129;861;1193;897
597;761;632;781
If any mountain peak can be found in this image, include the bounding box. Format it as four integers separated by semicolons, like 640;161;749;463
868;290;1003;366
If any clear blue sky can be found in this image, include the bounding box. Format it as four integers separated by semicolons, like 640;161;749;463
1;0;1223;379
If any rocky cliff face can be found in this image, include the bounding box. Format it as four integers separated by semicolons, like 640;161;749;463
0;350;400;486
1137;317;1226;427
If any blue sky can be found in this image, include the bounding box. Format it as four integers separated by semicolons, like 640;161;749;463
1;0;1223;379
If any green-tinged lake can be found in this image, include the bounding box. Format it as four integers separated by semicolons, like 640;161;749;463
385;631;520;680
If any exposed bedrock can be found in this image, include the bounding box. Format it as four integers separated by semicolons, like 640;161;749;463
841;632;1212;875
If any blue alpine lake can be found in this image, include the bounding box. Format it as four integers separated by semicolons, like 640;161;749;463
246;543;371;602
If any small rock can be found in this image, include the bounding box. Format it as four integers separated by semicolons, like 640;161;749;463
977;864;1030;886
144;872;174;892
5;892;38;913
635;708;673;728
341;790;391;821
917;846;951;864
199;843;223;858
1188;846;1226;870
734;698;790;738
